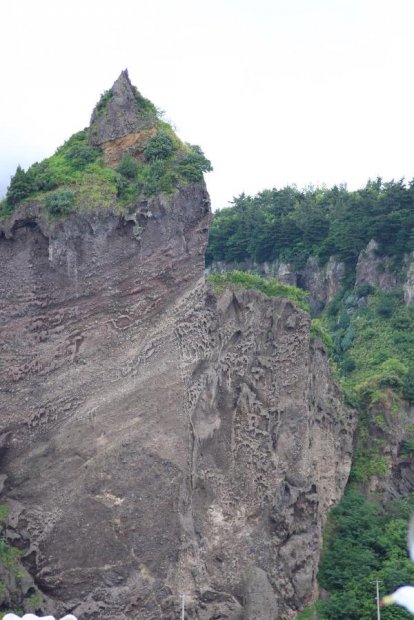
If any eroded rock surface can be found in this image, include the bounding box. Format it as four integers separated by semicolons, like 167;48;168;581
0;184;355;618
176;288;355;619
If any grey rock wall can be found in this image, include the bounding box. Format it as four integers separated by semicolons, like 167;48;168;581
0;183;355;618
355;239;398;292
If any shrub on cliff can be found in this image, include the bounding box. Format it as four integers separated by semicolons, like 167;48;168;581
310;318;333;352
403;368;414;403
207;271;310;311
178;145;212;182
64;143;100;170
116;155;139;179
144;130;174;162
95;88;113;113
45;190;75;217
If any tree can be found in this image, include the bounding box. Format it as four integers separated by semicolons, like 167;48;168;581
6;165;34;206
144;131;174;162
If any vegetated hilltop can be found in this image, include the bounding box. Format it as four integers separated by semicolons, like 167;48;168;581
207;183;414;619
1;69;212;221
0;73;354;620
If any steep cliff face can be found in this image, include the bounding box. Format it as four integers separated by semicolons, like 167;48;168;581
176;289;355;619
0;184;210;618
0;205;354;619
0;73;356;619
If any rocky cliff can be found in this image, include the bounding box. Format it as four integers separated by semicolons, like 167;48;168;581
208;239;414;313
207;257;346;315
0;73;355;619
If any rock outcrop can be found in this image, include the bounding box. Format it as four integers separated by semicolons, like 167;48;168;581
404;254;414;305
89;70;156;147
0;73;356;619
355;239;398;292
88;70;158;167
208;256;346;313
208;239;414;312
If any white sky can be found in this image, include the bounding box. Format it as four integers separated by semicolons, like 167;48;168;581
1;0;414;210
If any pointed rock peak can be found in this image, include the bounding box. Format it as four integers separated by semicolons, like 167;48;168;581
88;69;157;146
111;69;134;97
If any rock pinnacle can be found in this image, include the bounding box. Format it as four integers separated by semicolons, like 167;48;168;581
88;69;157;146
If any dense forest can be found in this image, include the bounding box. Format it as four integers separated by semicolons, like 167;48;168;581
206;180;414;270
302;492;414;620
206;179;414;620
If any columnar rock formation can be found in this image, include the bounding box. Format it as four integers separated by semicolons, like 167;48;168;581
0;73;356;619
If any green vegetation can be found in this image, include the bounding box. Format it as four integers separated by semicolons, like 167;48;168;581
115;140;211;203
315;491;414;620
316;285;414;505
0;504;23;617
0;504;43;616
206;180;414;270
5;165;33;206
296;603;324;620
144;130;174;162
178;144;213;182
207;271;310;311
4;129;106;214
26;590;42;611
45;190;75;217
3;100;212;220
133;86;158;118
0;199;12;220
328;288;414;403
288;244;414;618
293;261;414;618
116;154;139;179
95;88;113;113
310;318;333;352
0;504;20;578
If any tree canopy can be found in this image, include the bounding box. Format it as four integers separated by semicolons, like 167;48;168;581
206;180;414;270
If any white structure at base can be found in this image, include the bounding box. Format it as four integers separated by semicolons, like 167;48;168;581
3;614;77;620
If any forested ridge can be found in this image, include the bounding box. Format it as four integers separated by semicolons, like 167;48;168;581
206;179;414;270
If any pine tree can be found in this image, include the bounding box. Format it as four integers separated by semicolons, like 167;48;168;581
6;165;33;206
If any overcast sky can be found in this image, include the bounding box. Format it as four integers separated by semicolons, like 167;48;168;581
1;0;414;210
